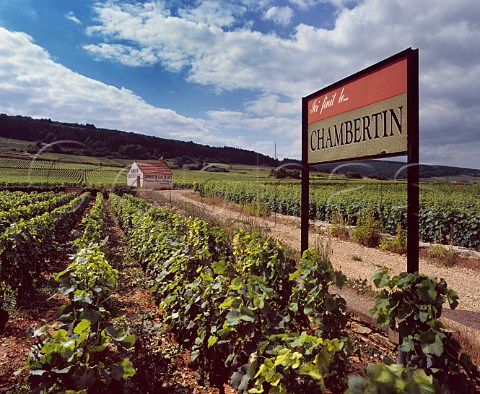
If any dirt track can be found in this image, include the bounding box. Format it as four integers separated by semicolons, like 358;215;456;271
154;189;480;334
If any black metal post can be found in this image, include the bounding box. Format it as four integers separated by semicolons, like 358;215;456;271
407;48;420;274
301;97;309;255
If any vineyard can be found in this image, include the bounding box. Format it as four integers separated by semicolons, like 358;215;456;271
2;137;478;252
0;155;127;187
0;189;479;393
194;180;480;249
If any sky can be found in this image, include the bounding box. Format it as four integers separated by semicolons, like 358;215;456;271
0;0;479;169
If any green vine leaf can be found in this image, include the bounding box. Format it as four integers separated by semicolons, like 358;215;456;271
421;335;444;357
371;268;390;288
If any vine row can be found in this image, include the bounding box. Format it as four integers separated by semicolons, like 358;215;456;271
0;192;89;306
110;193;350;392
19;192;136;392
194;181;480;249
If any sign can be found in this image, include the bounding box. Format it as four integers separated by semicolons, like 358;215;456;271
307;56;408;164
301;48;419;274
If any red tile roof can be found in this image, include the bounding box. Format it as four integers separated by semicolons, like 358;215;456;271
135;160;173;176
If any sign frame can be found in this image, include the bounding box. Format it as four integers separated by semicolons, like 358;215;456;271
301;48;419;273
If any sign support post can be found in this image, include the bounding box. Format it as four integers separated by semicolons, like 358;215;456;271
407;48;419;273
301;97;310;255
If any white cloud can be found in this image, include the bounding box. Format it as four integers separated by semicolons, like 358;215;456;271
178;1;245;28
263;6;294;27
420;142;480;169
287;0;357;10
84;43;158;66
0;26;282;157
288;0;318;10
2;0;480;167
82;0;480;167
245;93;298;117
65;11;81;25
0;27;205;138
85;2;302;93
201;108;299;158
206;109;297;137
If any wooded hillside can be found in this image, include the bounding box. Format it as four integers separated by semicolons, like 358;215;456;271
1;113;479;179
0;114;277;166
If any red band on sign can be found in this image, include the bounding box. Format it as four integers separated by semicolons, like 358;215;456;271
308;58;407;124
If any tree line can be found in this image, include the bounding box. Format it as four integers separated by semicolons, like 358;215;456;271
1;113;479;179
0;114;279;166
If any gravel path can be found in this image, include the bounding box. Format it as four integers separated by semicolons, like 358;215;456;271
155;189;480;332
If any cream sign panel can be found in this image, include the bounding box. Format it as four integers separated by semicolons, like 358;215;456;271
307;58;408;164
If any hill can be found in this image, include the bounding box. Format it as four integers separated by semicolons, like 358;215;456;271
0;114;278;166
313;160;480;180
1;113;479;180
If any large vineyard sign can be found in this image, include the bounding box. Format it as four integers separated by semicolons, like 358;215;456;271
301;48;419;272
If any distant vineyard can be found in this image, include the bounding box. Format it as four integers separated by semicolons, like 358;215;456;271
194;180;480;249
0;156;127;186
